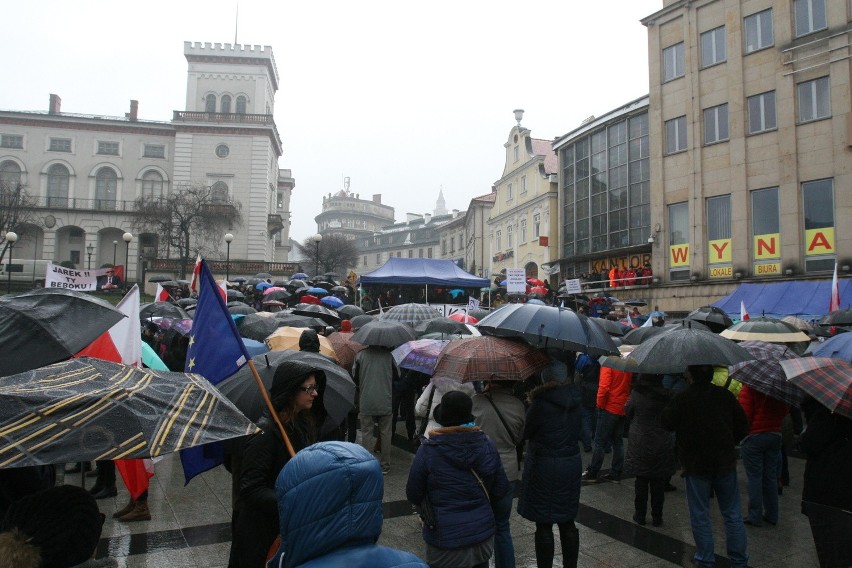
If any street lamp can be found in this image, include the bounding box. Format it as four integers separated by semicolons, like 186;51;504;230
86;243;94;270
112;240;118;267
224;233;234;282
123;233;133;292
312;233;323;276
5;231;17;294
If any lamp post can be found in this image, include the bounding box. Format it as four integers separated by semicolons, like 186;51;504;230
224;233;234;282
312;233;323;277
5;231;18;294
112;240;118;267
123;233;133;293
86;243;94;270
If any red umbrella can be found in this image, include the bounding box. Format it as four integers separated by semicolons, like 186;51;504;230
448;312;478;324
529;286;548;295
301;294;321;305
432;336;550;383
527;278;545;287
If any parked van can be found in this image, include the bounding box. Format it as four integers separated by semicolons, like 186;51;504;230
0;259;52;287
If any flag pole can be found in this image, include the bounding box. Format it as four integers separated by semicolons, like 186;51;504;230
246;359;295;457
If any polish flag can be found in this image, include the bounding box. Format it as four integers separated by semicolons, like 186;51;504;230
188;254;202;295
740;300;750;321
155;283;171;302
830;261;841;313
75;285;154;499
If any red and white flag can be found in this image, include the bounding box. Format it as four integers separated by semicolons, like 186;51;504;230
154;283;171;302
188;254;202;295
740;300;750;322
830;261;841;313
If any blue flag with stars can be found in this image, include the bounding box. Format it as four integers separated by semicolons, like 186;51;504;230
180;259;250;484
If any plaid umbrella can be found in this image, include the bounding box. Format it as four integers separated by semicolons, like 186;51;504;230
0;358;258;467
326;331;367;371
392;339;450;375
780;357;852;418
379;303;443;326
351;320;417;348
432;336;550;383
729;340;804;406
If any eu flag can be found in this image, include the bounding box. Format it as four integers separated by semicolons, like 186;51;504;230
180;260;250;484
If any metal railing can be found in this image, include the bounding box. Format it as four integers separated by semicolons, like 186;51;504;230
172;111;275;125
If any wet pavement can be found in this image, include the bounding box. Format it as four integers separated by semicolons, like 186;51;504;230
61;431;820;567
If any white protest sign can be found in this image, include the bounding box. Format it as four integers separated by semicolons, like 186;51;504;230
467;297;480;311
506;268;527;294
45;263;123;291
563;278;582;294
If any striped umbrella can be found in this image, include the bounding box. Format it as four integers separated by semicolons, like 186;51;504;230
432;336;550;383
379;303;443;326
780;357;852;418
729;340;804;406
0;358;258;468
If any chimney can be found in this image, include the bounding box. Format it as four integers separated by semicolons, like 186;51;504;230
49;94;61;114
452;209;459;218
424;213;432;224
372;194;382;204
127;100;139;121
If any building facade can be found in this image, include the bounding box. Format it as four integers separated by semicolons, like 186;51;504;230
0;41;293;283
315;178;395;241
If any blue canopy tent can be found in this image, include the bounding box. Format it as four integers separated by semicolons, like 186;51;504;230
711;279;852;322
357;257;489;305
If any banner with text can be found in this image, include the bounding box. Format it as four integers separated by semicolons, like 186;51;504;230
45;263;126;291
506;268;527;294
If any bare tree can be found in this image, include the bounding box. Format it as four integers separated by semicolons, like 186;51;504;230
0;180;37;264
297;233;358;277
131;183;242;278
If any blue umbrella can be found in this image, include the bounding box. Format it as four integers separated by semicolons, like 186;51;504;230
255;281;272;291
448;289;465;298
242;338;269;358
499;280;507;286
321;295;345;308
291;272;309;280
808;332;852;363
307;286;329;296
527;299;547;305
646;310;668;318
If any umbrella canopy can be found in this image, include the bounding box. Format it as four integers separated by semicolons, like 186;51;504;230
338;304;365;319
527;278;545;287
350;314;375;331
379;303;443;326
217;350;355;428
255;281;273;291
306;286;329;296
781;315;813;332
351;319;417;348
448;289;465;299
152;317;193;336
526;299;547;305
325;331;367;371
448;312;478;324
432;336;551;383
416;317;471;337
728;340;804;406
155;280;181;288
0;289;127;377
265;326;338;359
684;306;734;333
148;274;172;283
780;357;852;418
287;279;308;289
808;332;852;363
291;272;309;280
624;298;648;307
0;358;258;467
821;308;852;326
230;277;247;283
720;317;811;343
227;289;245;300
590;317;627;337
331;285;348;293
262;286;286;296
321;295;345;309
176;297;198;307
264;289;291;302
228;303;257;316
237;313;286;341
665;320;712;333
620;325;668;345
139;301;190;321
476;303;619;357
256;272;273;279
468;308;490;321
625;328;754;374
292;304;340;325
392;339;450;375
273;313;327;329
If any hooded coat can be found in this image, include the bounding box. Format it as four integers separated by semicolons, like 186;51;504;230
517;382;583;523
414;376;476;438
269;442;427;568
623;378;676;479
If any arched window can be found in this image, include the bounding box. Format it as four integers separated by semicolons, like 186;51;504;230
141;170;164;200
236;96;247;114
205;94;216;113
47;164;69;207
221;95;231;114
95;167;117;210
211;181;228;204
0;160;21;190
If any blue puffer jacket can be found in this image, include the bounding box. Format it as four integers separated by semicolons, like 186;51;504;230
517;382;583;523
406;426;510;550
270;442;427;568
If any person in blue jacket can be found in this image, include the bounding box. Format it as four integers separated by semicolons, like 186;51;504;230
268;441;426;568
406;391;510;568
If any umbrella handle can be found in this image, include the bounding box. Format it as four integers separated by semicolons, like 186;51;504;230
247;360;296;458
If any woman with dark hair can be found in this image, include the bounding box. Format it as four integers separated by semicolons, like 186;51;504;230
228;360;335;568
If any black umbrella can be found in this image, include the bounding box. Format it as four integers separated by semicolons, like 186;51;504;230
156;280;181;288
228;303;257;315
256;272;273;279
227;289;246;300
665;320;712;332
621;325;668;345
821;308;852;326
589;317;627;337
350;314;375;330
468;308;491;321
351;319;417;348
265;289;291;302
217;351;355;430
246;278;262;287
477;303;619;357
338;304;365;319
231;277;247;283
331;286;348;293
624;298;648;307
0;289;126;377
274;313;327;329
684;306;733;333
176;297;198;307
237;314;285;342
624;328;754;374
292;304;341;325
148;274;172;283
139;301;190;321
287;279;307;289
415;317;472;336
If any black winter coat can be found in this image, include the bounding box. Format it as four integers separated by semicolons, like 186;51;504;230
623;381;676;479
800;397;852;515
517;382;583;523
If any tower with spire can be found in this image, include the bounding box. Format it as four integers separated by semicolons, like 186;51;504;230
434;187;448;217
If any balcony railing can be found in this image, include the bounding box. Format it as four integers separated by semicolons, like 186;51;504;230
172;111;275;126
267;214;284;237
31;196;137;212
150;258;300;275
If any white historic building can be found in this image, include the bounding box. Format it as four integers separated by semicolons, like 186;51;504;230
0;41;292;282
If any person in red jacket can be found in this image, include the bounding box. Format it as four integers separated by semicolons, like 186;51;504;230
582;366;633;483
738;384;789;526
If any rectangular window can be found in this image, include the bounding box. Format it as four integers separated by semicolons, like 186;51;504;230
663;42;685;82
419;248;424;258
665;116;687;154
701;26;726;68
533;214;541;238
376;253;381;264
451;237;456;253
507;183;513;201
0;134;23;149
442;240;447;254
496;230;502;251
507;225;513;248
744;8;774;53
704;104;729;145
428;247;433;258
408;249;413;258
97;141;119;155
513;146;519;162
143;144;165;158
747;91;777;134
706;195;732;241
363;256;367;267
751;187;780;235
802;179;835;272
49;138;72;152
521;175;527;194
520;218;527;242
798;77;831;123
794;0;827;37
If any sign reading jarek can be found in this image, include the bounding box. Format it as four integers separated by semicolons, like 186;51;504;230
45;263;125;291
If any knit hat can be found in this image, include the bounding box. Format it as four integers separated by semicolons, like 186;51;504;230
0;485;104;568
433;391;474;427
340;320;352;332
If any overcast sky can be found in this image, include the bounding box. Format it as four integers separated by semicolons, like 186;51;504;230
3;0;661;244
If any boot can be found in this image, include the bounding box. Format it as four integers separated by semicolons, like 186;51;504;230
118;501;151;522
113;498;136;519
559;523;580;568
534;525;555;568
